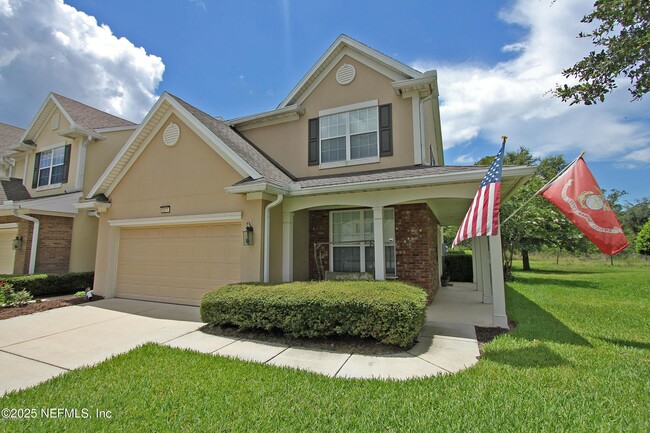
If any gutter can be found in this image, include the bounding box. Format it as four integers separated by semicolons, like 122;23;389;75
263;194;284;282
12;210;39;274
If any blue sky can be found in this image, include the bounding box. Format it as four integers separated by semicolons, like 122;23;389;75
1;0;648;201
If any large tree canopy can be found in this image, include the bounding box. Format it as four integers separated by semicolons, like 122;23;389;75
554;0;650;105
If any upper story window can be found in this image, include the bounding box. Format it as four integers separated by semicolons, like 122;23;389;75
320;106;378;165
31;144;71;189
308;100;392;168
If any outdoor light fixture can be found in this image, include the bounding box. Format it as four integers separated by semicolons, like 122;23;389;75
243;222;254;246
12;236;22;251
160;205;171;214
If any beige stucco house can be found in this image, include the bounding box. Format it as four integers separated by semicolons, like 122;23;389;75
86;35;535;327
0;93;136;274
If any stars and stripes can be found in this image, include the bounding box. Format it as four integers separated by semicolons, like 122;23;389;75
453;143;505;247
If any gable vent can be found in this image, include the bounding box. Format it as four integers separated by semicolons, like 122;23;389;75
336;63;356;85
163;123;180;146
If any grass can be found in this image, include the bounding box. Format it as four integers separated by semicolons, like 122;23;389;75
1;258;649;432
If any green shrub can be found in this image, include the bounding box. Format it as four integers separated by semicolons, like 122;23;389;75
444;254;473;282
200;281;427;348
0;272;94;297
0;282;33;307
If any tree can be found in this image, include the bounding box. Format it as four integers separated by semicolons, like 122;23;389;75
553;0;650;105
636;220;650;256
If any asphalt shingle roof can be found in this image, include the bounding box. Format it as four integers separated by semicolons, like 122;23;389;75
0;122;24;152
52;93;136;131
0;178;31;202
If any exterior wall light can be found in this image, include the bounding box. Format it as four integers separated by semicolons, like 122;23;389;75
160;205;171;214
12;236;22;251
243;222;254;246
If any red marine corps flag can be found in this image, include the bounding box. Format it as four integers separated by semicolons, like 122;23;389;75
540;157;628;255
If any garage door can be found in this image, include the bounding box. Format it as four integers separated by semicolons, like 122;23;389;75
116;223;241;305
0;227;18;275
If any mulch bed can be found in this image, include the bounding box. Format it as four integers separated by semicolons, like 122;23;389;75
0;295;104;321
475;322;515;350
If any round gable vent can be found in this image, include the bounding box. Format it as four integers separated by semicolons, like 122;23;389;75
163;123;180;146
336;63;356;85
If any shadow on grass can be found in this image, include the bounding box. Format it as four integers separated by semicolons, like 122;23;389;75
506;287;592;347
516;268;606;276
483;344;570;368
512;276;601;290
599;338;650;351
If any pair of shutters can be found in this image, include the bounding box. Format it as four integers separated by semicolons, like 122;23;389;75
308;103;392;166
31;144;72;188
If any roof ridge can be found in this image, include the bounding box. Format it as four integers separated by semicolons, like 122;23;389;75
51;93;137;129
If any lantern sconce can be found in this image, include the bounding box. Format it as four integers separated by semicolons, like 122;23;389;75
243;222;254;246
12;236;22;251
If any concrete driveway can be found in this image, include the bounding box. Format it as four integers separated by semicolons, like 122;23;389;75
0;299;203;395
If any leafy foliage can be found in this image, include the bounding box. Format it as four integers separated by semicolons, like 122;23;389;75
1;272;94;297
0;281;33;307
200;281;427;348
636;220;650;255
554;0;650;105
443;253;473;282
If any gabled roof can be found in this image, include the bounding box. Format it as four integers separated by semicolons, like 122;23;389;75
278;34;423;108
0;122;24;153
0;178;31;202
88;92;293;199
21;93;136;143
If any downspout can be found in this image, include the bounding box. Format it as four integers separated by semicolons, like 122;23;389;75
12;210;39;274
263;194;284;282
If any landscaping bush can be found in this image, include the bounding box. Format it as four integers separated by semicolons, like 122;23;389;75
444;253;473;282
0;272;94;297
200;281;427;348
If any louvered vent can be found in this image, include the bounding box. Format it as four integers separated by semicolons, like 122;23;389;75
163;123;180;146
336;63;356;85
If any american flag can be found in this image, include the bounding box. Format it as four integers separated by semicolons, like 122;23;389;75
452;143;505;247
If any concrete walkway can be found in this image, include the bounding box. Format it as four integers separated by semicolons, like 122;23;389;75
0;298;480;395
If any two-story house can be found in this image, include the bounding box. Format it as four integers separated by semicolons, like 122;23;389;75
85;35;535;327
0;93;136;275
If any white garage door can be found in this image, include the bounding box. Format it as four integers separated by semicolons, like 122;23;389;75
116;223;241;305
0;227;18;275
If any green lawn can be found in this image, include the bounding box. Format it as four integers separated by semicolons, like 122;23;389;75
1;259;649;432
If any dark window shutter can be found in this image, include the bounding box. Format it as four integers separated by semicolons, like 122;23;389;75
379;103;393;157
308;118;319;166
32;152;41;188
61;144;72;183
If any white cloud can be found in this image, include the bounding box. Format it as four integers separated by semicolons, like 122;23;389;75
0;0;164;126
453;154;476;165
412;0;650;165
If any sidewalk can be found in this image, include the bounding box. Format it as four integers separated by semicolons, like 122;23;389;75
164;320;480;380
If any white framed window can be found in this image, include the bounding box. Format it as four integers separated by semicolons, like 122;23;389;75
37;146;66;187
329;208;396;277
319;101;379;168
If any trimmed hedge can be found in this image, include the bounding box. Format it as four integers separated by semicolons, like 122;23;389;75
444;253;473;282
0;272;94;297
200;281;427;348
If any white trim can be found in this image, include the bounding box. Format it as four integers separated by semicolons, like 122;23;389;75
411;93;422;165
38;141;67;153
279;35;422;108
318;99;378;117
227;105;304;130
489;227;508;327
73;201;111;211
22;153;29;186
0;223;19;230
320;156;380;170
108;212;242;228
282;211;294;282
373;206;385;280
36;183;62;192
94;125;138;133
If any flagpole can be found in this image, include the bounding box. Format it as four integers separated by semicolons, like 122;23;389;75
501;151;585;226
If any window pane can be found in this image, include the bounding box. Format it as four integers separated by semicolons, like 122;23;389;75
350;132;378;159
321;113;347;139
331;210;363;243
51;165;64;184
363;209;373;241
383;208;395;242
333;247;361;272
39;151;52;169
52;147;65;165
38;168;50;186
365;246;374;274
385;246;396;277
321;137;346;163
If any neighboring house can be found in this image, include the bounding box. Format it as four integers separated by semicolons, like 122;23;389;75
0;94;137;275
86;35;535;327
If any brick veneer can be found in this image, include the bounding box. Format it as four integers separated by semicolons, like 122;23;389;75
307;204;440;303
394;203;439;303
0;214;73;274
